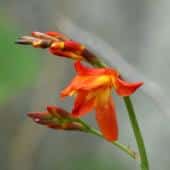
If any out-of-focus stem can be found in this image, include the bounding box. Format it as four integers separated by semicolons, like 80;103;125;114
88;127;139;160
76;119;138;160
86;57;149;169
123;97;149;170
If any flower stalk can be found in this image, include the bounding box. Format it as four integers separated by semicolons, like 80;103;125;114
90;60;149;170
87;126;139;160
76;119;138;159
28;105;138;159
123;96;149;170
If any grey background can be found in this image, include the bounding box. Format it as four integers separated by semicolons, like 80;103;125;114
1;0;170;170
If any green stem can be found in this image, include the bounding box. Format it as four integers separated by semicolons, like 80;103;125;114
123;96;149;170
87;59;149;169
76;119;138;160
88;127;139;160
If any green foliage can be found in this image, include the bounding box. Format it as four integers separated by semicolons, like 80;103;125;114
0;18;41;104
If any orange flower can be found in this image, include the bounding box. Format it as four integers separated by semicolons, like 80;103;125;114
61;61;143;141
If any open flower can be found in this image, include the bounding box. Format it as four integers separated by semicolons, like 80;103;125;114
61;61;143;141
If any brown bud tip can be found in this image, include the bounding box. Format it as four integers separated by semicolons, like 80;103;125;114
15;36;38;46
16;35;52;48
15;39;32;45
82;48;99;64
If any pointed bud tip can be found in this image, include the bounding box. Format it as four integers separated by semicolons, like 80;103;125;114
15;39;31;45
27;112;49;119
27;112;36;118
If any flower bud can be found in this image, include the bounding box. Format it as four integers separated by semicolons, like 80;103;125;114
27;105;85;131
47;105;70;118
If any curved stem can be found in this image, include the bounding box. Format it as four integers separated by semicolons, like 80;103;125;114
88;127;139;160
123;96;149;170
88;59;149;169
76;118;138;159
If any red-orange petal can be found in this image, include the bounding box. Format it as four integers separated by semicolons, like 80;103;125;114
115;78;143;96
60;76;81;98
61;75;112;96
95;98;118;141
74;61;110;76
72;91;95;117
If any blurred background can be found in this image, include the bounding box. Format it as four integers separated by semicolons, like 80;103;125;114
1;0;170;169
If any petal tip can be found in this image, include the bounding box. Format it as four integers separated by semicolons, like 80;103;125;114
116;79;144;96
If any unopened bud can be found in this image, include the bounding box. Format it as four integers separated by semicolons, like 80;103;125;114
27;105;85;131
32;32;60;42
16;36;52;48
47;105;70;118
46;31;70;41
63;41;85;52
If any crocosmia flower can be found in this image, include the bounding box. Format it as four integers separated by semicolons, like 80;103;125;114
61;61;143;141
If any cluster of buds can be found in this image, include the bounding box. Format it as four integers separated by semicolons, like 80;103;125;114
28;106;85;131
16;31;100;65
